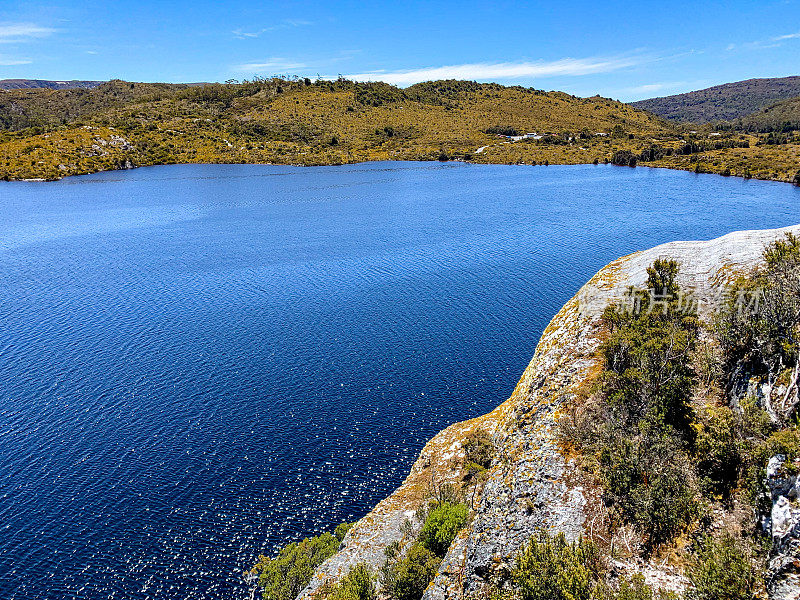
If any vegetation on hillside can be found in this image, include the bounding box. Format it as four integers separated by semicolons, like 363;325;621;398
0;77;797;184
0;79;102;91
558;235;800;598
734;95;800;133
249;522;354;600
631;76;800;122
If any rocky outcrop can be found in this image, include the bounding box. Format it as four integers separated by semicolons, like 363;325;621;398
765;455;800;600
297;225;800;600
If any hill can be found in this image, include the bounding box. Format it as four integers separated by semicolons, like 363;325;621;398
631;76;800;122
736;94;800;132
0;78;670;180
0;79;103;90
0;77;797;184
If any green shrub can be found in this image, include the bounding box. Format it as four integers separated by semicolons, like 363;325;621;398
253;531;340;600
463;430;493;471
335;522;354;542
418;502;468;557
327;563;376;600
513;532;602;600
382;543;442;600
613;575;654;600
580;260;703;548
600;259;698;441
694;406;742;498
595;574;657;600
686;536;758;600
599;429;698;548
716;233;800;382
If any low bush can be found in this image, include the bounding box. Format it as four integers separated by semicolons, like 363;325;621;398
463;430;493;471
513;531;602;600
382;543;442;600
686;535;758;600
252;523;353;600
599;428;699;548
325;563;376;600
418;502;469;557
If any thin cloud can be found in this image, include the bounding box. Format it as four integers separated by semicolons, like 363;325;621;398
232;19;312;39
346;55;650;86
627;82;679;94
0;22;55;42
235;58;307;72
727;30;800;51
0;55;32;65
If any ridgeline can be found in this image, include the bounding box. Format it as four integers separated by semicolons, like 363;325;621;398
0;78;798;184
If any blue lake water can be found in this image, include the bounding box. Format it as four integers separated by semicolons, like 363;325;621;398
0;161;798;599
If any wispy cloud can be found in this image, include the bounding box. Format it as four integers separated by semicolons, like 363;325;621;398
232;19;312;39
626;82;683;94
234;50;361;74
0;22;55;43
727;30;800;51
0;55;32;65
346;55;650;86
234;58;308;72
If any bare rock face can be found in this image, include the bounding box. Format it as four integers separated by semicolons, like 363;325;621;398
296;225;800;600
765;455;800;600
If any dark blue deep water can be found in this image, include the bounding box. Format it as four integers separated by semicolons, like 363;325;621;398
0;162;798;599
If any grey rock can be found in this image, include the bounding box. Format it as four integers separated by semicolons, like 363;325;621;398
294;225;800;600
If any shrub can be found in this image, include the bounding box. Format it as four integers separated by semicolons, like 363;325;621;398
694;406;741;498
514;531;602;600
382;543;442;600
418;502;468;557
599;429;698;548
327;563;376;600
595;574;657;600
485;125;519;136
566;260;703;548
253;529;342;600
686;536;758;600
794;170;800;186
611;149;637;167
716;233;800;382
335;522;354;542
463;430;493;472
600;259;698;441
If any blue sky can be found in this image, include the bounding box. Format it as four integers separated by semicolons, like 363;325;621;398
1;0;799;101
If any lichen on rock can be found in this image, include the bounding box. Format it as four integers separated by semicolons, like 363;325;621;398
295;224;800;600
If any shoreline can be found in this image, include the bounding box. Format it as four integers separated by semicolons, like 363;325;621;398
3;156;799;186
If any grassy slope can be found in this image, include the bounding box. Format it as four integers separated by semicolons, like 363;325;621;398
0;78;798;184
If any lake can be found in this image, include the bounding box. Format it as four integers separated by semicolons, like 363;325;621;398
0;162;798;599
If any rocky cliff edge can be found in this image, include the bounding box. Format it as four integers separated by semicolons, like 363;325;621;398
297;224;800;600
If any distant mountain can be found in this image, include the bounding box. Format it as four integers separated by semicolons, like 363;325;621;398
0;79;103;90
631;76;800;122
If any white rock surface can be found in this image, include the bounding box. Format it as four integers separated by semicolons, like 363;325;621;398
293;224;800;600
